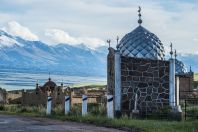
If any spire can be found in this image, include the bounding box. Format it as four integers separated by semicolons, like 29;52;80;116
138;6;142;25
170;43;173;59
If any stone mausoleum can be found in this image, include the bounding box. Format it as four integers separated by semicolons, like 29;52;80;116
107;7;193;117
22;78;65;106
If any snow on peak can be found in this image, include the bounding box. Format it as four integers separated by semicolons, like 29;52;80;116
0;34;21;47
5;21;39;41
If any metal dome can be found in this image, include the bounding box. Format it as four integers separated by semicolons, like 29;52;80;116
117;26;165;60
175;59;187;75
43;78;57;88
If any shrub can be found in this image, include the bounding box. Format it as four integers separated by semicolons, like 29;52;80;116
0;105;5;111
52;105;64;115
70;104;81;115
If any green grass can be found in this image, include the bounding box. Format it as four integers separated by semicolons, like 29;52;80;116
0;104;198;132
194;73;198;81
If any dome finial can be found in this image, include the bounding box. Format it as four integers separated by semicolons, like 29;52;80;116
138;6;142;25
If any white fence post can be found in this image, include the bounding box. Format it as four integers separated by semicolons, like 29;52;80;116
114;52;121;116
82;95;87;116
107;95;114;118
65;96;70;115
46;96;52;115
169;58;176;107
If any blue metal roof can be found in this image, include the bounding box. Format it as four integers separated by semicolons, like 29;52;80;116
117;26;165;60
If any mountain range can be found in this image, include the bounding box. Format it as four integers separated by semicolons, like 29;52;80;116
0;30;107;76
0;30;197;77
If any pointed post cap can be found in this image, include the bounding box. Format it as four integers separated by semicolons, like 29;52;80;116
107;39;111;48
116;36;119;45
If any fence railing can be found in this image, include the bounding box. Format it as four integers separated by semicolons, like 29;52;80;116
46;94;114;118
179;91;198;100
184;99;198;120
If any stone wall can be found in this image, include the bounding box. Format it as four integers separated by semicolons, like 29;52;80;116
22;91;66;106
22;91;47;106
22;88;105;106
120;56;170;114
107;48;115;95
7;92;22;104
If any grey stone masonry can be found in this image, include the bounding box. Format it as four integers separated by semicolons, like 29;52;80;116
121;56;170;114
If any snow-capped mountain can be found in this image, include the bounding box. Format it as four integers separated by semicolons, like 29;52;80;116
0;29;197;77
0;30;108;76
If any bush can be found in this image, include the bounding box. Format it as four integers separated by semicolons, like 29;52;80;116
52;105;64;115
0;105;5;111
70;104;81;115
89;103;106;116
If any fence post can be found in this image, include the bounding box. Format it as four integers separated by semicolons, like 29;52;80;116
46;96;52;115
107;95;114;118
65;96;70;115
114;51;121;117
169;58;176;107
82;95;87;116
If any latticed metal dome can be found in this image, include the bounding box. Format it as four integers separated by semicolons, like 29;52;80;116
175;59;187;75
117;26;165;60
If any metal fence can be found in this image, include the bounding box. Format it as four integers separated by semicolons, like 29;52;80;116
183;99;198;120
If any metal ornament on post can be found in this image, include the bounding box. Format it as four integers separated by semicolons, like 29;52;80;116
170;43;173;59
116;36;119;45
107;39;111;48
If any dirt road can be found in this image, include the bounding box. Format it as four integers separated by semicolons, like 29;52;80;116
0;114;126;132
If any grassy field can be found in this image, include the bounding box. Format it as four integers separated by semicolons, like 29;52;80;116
71;83;106;88
0;104;197;132
194;72;198;81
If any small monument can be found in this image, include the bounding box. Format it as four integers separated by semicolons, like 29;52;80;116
132;93;139;117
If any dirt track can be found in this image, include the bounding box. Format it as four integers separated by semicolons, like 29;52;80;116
0;114;126;132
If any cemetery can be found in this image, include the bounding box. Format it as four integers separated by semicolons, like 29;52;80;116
0;6;198;132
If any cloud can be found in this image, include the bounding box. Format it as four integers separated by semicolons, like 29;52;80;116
0;0;198;53
4;21;39;41
45;29;105;49
193;38;198;42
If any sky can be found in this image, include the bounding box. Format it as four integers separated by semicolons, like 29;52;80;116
0;0;198;52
